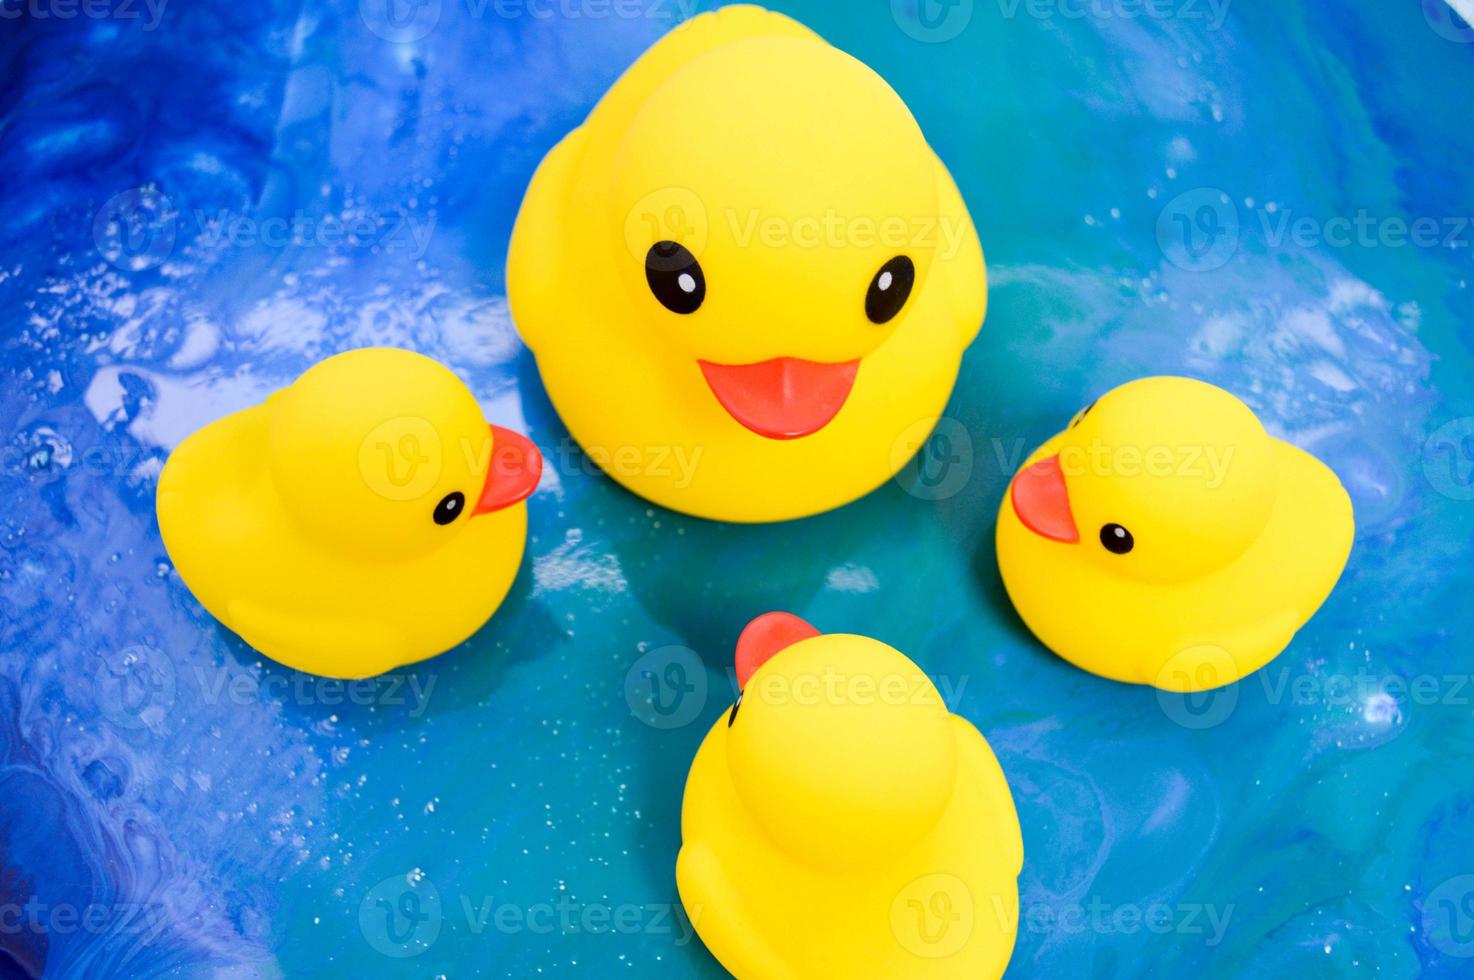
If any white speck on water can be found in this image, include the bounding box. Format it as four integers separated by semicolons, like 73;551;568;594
825;564;880;594
533;528;627;595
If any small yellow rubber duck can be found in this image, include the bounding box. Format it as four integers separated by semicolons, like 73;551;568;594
156;348;542;678
996;376;1354;691
508;5;986;522
677;613;1022;978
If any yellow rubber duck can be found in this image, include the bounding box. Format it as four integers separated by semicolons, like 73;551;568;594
156;348;542;678
677;613;1022;978
507;5;986;522
996;376;1354;692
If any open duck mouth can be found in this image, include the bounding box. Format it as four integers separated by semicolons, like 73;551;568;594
697;357;860;440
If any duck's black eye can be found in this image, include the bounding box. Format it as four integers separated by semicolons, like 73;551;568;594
1100;523;1134;554
433;491;465;526
865;255;915;324
727;691;743;727
1071;399;1099;429
645;241;705;314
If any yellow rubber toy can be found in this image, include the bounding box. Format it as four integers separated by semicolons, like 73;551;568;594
156;348;542;678
507;5;986;522
996;376;1354;692
677;613;1022;978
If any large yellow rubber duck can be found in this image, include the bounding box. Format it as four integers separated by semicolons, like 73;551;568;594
156;348;542;678
507;5;986;522
677;613;1022;978
996;376;1354;692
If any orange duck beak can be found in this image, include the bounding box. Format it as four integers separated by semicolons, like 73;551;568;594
1010;454;1079;543
474;425;543;515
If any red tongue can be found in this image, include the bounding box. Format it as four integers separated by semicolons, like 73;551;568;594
698;357;859;440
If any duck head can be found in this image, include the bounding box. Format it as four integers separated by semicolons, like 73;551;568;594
1009;376;1280;583
605;37;969;439
723;612;957;871
267;348;542;559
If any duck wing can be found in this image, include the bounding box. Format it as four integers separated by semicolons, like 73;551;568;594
951;715;1023;877
225;597;410;680
676;840;797;980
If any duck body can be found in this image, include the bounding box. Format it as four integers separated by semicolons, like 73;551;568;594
157;348;541;678
508;5;986;522
996;377;1354;691
676;614;1022;977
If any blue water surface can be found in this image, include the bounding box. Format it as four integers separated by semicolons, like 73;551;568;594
2;0;1474;976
